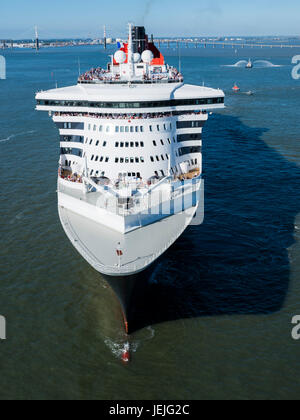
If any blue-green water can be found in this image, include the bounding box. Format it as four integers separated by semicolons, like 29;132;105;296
1;45;300;400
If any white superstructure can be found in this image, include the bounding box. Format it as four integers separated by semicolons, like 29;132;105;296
36;24;224;331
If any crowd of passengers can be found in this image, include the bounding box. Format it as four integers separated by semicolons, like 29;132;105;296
78;66;183;83
54;110;207;120
59;167;200;189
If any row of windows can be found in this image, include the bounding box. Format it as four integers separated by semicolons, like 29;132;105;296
114;157;145;164
56;122;84;130
91;155;110;163
85;138;107;147
177;133;202;142
150;154;169;162
176;121;205;129
60;147;83;157
87;123;172;133
38;97;224;109
60;135;84;143
178;146;202;156
115;141;144;148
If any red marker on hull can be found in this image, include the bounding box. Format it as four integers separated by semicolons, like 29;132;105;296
122;343;130;364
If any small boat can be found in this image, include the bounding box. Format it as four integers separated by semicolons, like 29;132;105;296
246;59;253;69
245;90;254;96
232;84;240;92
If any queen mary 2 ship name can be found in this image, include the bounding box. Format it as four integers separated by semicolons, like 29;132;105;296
35;24;225;332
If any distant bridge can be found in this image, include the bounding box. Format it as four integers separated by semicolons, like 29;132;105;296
153;39;300;49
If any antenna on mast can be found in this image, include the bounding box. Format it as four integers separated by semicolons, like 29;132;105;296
178;40;181;73
128;23;135;81
78;57;81;77
35;25;40;51
103;25;107;50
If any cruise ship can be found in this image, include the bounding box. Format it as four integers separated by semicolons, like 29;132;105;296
36;25;225;333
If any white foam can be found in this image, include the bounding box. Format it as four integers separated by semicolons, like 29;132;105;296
0;130;36;144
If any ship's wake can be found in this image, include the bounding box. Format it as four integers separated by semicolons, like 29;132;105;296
224;60;282;68
0;130;36;144
103;326;155;361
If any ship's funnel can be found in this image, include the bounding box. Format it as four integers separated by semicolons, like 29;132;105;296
132;26;147;53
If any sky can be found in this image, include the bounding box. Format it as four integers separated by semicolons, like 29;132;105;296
0;0;299;39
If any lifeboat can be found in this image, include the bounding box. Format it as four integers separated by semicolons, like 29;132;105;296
232;84;240;92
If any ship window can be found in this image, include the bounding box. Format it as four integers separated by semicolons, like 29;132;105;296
140;142;144;147
120;158;124;163
125;157;129;163
195;159;198;164
65;160;68;166
91;155;94;160
155;171;159;177
161;170;165;177
156;156;159;161
161;155;165;161
100;157;104;162
170;123;172;130
176;120;205;129
135;158;139;163
153;141;157;146
135;127;139;133
140;126;144;132
120;142;124;148
90;170;94;176
115;126;119;133
166;154;169;160
105;157;109;162
168;138;171;144
106;126;110;133
120;127;124;133
125;142;129;148
173;137;176;143
125;126;129;133
130;142;134;147
135;142;139;147
103;141;107;147
99;126;103;132
157;125;160;131
89;139;93;145
93;125;96;131
115;142;119;147
178;146;202;156
96;141;99;146
163;124;166;130
140;157;145;163
85;138;88;144
88;124;91;130
161;140;164;145
130;126;134;133
149;126;153;132
130;158;134;163
95;156;99;161
115;158;119;163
